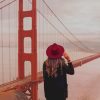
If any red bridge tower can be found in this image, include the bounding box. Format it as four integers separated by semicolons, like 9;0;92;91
18;0;37;100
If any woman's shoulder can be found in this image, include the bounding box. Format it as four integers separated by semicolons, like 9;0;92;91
43;60;48;65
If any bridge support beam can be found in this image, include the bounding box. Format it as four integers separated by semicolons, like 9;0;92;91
18;0;37;100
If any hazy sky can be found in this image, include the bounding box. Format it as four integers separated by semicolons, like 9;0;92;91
43;0;100;34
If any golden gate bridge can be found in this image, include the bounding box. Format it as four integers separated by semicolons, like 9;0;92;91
0;0;100;100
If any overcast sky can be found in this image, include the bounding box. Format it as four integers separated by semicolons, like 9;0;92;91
0;0;100;36
42;0;100;35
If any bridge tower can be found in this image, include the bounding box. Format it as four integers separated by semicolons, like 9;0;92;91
18;0;37;100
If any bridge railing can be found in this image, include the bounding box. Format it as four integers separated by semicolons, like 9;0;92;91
0;53;99;93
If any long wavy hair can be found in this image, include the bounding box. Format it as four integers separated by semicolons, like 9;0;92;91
45;58;65;77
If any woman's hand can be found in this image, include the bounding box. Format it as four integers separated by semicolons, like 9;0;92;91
63;51;71;62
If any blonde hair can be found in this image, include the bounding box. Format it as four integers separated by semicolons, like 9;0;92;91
46;58;65;77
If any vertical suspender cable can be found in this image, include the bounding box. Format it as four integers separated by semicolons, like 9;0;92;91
13;0;16;80
8;4;11;81
15;0;18;79
0;0;17;83
43;0;45;61
1;9;4;83
38;0;41;72
0;10;2;84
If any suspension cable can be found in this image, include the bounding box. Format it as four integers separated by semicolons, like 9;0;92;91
37;9;89;51
0;0;6;3
41;0;97;52
0;0;16;9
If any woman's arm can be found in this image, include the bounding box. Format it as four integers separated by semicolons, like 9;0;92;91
43;61;48;97
66;62;74;75
63;51;75;75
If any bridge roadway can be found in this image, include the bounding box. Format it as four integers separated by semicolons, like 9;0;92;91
0;54;100;96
